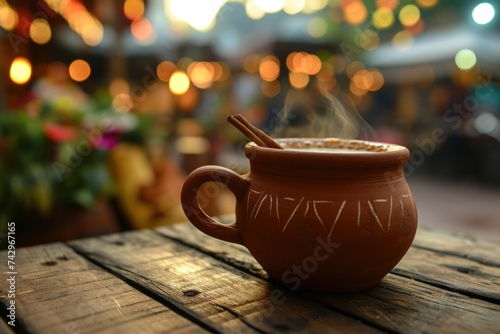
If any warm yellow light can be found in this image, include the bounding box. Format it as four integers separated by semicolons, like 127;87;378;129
157;61;176;82
399;4;421;27
112;93;134;113
81;19;104;46
372;7;394;29
302;0;328;13
392;30;414;50
253;0;286;14
131;18;156;44
455;49;477;70
368;70;384;91
289;72;309;89
346;61;366;79
352;69;384;92
289;52;322;75
30;18;52;45
213;62;230;81
124;0;145;20
69;59;91;82
416;0;438;9
377;0;399;10
0;6;18;31
188;62;215;89
259;55;280;82
349;80;368;97
283;0;304;15
245;0;266;19
344;1;368;25
169;0;222;31
308;17;327;38
169;71;190;95
10;57;32;85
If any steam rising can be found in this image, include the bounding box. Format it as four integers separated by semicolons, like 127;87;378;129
273;88;374;140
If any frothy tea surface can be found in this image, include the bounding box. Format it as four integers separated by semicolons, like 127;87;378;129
287;147;371;153
279;138;392;153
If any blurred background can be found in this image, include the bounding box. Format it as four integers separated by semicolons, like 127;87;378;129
1;0;499;247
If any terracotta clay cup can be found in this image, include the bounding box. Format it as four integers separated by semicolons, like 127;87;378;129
181;138;418;293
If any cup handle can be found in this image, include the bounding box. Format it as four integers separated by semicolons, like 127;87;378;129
181;165;250;245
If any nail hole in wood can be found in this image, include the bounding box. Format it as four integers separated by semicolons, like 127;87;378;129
112;240;125;246
42;261;57;266
182;289;201;297
57;256;69;261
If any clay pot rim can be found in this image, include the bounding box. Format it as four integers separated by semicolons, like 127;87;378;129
245;138;409;169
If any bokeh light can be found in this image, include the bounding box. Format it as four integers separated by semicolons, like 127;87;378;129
131;18;156;44
289;72;310;89
259;55;280;81
245;0;266;19
157;61;177;82
308;17;328;38
188;62;215;89
169;0;222;31
416;0;439;8
0;6;18;31
343;1;368;25
124;0;145;21
455;49;477;70
287;52;322;75
377;0;399;10
399;4;421;27
169;71;190;95
474;113;498;134
346;61;366;79
253;0;286;13
372;7;394;29
472;3;495;25
10;57;32;85
302;0;328;13
283;0;304;14
29;18;52;45
69;59;91;82
112;93;134;113
392;30;414;51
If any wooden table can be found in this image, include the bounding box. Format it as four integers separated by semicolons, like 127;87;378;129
1;220;499;333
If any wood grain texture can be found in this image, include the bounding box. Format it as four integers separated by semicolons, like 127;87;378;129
413;226;500;266
0;243;207;334
69;230;382;334
156;222;500;333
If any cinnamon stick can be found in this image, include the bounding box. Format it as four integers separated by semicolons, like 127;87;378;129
228;114;283;149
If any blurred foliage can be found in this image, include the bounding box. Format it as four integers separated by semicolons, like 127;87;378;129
0;93;158;219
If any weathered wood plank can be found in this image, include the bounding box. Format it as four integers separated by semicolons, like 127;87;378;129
413;226;500;266
0;243;208;334
157;223;500;302
393;246;500;302
70;230;383;334
156;223;500;333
